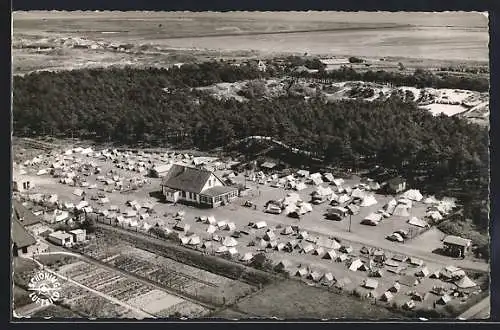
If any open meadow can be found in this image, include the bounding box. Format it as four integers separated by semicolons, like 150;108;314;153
12;11;488;74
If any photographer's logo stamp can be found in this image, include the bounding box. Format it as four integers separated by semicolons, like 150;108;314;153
27;271;61;306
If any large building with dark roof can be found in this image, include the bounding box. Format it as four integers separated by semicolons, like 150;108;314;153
12;209;37;257
161;164;238;208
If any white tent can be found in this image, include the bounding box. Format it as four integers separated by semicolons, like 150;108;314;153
275;242;286;251
216;246;228;253
427;211;443;221
188;235;201;246
416;267;430;277
380;291;394;302
225;222;236;231
393;204;410;217
408;217;429;228
240;252;254;262
296;170;310;177
349;259;364;271
297;231;308;239
364;278;379;289
398;198;413;208
401;189;423;202
351;188;366;199
336;254;348;262
73;188;84;197
222;236;238;247
37;169;48;176
296;268;309;277
323;173;335;182
76;200;89;210
384;199;398;214
423;195;440;204
253;221;267;229
264;231;276;241
455;275;477;289
312;247;324;256
298;202;313;214
300;243;314;254
206;216;217;225
281;226;294;235
217;220;227;229
337;194;351;204
361;213;383;226
207;225;217;234
332;178;344;187
361;194;378;207
294;182;307;191
323;249;337;260
313;186;333;197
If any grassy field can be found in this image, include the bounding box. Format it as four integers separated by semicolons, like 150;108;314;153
230;279;403;319
12;11;488;74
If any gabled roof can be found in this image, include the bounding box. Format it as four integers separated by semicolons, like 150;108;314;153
443;235;471;247
161;164;218;194
12;200;41;226
12;216;37;249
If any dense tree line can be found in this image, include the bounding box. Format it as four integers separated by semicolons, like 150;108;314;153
291;66;489;92
13;66;489;235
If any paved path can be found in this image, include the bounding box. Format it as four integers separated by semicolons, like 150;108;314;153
458;296;490;320
20;254;155;319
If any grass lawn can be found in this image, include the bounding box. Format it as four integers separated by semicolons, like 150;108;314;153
234;279;405;320
30;304;83;319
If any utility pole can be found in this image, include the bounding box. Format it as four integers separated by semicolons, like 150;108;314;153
348;209;353;233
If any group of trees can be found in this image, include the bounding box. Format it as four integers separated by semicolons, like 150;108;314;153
13;64;489;243
292;66;489;92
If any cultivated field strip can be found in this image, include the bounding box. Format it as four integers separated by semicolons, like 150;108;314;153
56;260;210;317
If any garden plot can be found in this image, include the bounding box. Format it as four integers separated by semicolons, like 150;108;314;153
155;300;210;318
55;259;210;317
104;252;253;306
57;282;141;318
127;289;184;314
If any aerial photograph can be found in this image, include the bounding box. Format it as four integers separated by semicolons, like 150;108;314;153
11;11;490;320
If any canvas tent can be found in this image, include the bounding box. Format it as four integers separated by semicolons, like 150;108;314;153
408;217;429;228
349;259;364;271
351;188;366;199
361;195;378;207
253;221;267;229
322;272;335;285
281;226;294;235
363;279;379;289
300;243;315;254
401;189;423;202
323;249;337;260
308;271;322;282
336;254;348;262
380;291;394;302
384;199;398;214
222;237;238;247
437;295;452;305
455;276;477;289
392;204;410;217
423;195;440;204
296;268;309;277
240;252;254;262
361;213;382;226
416;267;430;277
323;173;334;182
